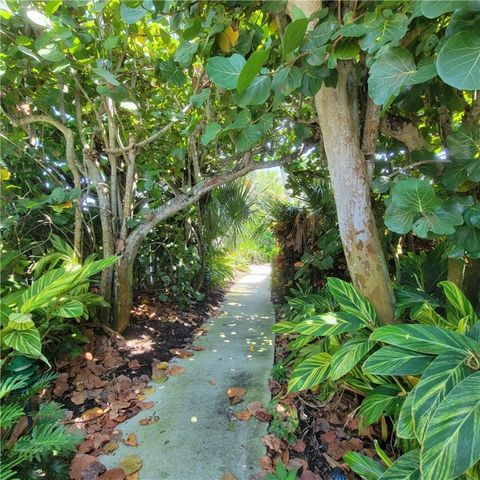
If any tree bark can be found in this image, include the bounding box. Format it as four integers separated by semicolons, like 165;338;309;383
288;0;395;324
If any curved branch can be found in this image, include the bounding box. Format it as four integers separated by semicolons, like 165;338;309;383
379;115;428;152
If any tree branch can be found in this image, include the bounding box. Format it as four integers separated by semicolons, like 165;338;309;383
124;155;293;259
361;97;381;181
379;115;428;152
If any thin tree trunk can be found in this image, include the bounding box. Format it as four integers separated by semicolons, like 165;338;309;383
448;258;465;288
463;259;480;308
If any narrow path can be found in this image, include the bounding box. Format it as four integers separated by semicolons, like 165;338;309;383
100;264;275;480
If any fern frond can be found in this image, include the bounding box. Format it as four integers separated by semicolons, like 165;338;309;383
20;372;57;399
0;403;24;430
36;401;65;424
0;374;29;400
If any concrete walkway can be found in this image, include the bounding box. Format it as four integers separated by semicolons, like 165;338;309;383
100;264;275;480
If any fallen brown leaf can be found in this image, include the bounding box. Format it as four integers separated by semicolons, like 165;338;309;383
226;387;246;399
292;439;306;453
260;455;274;472
123;433;139;447
102;441;119;454
262;434;282;452
234;411;252;421
254;408;272;422
221;473;237;480
247;401;263;415
98;468;126;480
139;415;159;426
71;390;88;405
70;454;106;480
138;401;154;410
170;348;193;358
191;345;205;351
119;455;143;476
167;365;185;376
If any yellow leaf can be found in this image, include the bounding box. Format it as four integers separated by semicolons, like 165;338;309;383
219;26;239;53
248;344;255;352
0;168;11;181
268;18;277;33
61;201;73;209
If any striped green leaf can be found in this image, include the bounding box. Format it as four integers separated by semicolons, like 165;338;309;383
2;327;42;357
370;324;480;355
412;351;474;441
327;277;377;324
467;321;480;342
440;280;479;325
422;372;480;480
288;352;331;392
330;334;375;380
344;451;386;480
363;346;434;376
288;334;315;350
272;321;296;334
378;450;421;480
294;312;363;337
397;388;416;439
7;313;34;330
52;299;84;318
359;389;401;427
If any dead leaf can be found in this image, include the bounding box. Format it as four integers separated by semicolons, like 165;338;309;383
137;401;154;410
301;471;321;480
221;473;237;480
191;345;205;351
262;434;282;452
123;433;139;447
70;454;106;480
82;407;104;421
71;390;88;405
128;360;141;370
292;439;306;453
142;387;156;396
226;387;246;398
102;441;119;454
170;348;193;358
210;378;217;385
119;455;143;476
247;401;263;415
254;408;272;422
260;455;274;472
139;415;159;426
98;468;126;480
167;365;185;376
126;473;139;480
152;373;168;384
234;411;252;421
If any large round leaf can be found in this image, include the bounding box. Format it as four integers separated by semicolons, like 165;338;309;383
206;54;245;90
437;31;480;90
422;372;480;480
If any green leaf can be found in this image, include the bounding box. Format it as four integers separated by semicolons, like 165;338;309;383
371;324;480;355
282;18;308;60
92;67;120;86
52;299;84;318
231;125;263;152
303;20;337;51
330;335;375;380
7;312;34;330
201;123;221;145
378;450;421;480
368;48;416;105
103;35;119;51
96;84;129;102
384;207;417;234
327;277;377;325
237;49;270;93
440;280;478;325
294;312;364;336
45;0;62;16
437;31;480;90
363;346;434;376
272;321;296;334
412;208;463;237
206;54;245;90
174;41;198;68
38;44;66;63
158;58;187;86
344;452;386;480
412;351;475;441
223;109;251;132
234;75;271;107
397;388;416;439
422;372;480;480
359;390;400;426
2;327;42;357
300;65;329;96
288;352;331;392
189;88;210;107
120;3;147;24
272;65;302;96
421;0;467;18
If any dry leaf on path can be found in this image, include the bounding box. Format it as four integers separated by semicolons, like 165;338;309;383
247;401;263;415
139;415;159;426
170;348;193;358
260;455;273;472
262;434;282;452
119;455;143;476
98;468;126;480
70;454;106;480
138;401;154;410
221;473;238;480
123;433;139;447
226;387;246;400
126;473;139;480
167;365;185;376
191;345;205;351
102;441;119;454
234;411;252;421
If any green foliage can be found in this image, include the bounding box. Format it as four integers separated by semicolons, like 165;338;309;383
265;461;296;480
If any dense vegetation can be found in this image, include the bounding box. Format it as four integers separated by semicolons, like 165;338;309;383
1;0;479;479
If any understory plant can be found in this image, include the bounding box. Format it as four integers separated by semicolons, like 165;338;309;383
279;278;480;480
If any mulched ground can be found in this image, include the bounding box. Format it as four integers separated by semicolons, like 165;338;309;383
50;288;225;479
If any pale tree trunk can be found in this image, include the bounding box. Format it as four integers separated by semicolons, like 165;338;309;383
289;0;395;324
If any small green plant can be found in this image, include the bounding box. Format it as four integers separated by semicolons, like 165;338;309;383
265;461;296;480
0;356;80;480
267;400;299;445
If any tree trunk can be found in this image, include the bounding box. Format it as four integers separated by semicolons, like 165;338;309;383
289;1;395;324
113;253;135;334
316;63;395;323
447;258;465;288
463;259;480;308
